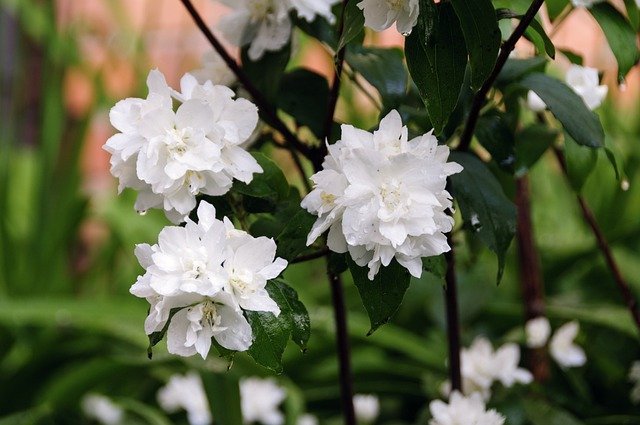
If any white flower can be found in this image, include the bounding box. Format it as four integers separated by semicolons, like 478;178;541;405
302;110;462;280
240;377;286;425
104;69;261;223
357;0;419;34
191;50;236;87
218;0;292;61
629;361;640;404
429;391;505;425
130;201;286;358
290;0;340;23
550;321;586;368
571;0;600;7
296;414;319;425
526;65;607;113
565;64;608;110
353;394;380;423
157;372;212;425
526;91;547;112
525;316;551;348
81;394;124;425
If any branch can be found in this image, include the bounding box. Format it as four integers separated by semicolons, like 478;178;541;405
458;0;545;152
515;176;550;381
179;0;314;160
327;266;356;425
444;234;462;392
291;247;330;264
319;0;350;168
554;148;640;333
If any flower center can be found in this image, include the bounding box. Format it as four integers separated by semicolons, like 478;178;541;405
202;301;224;330
248;0;274;20
385;0;404;11
166;128;190;156
380;180;403;209
321;192;336;206
229;270;255;296
186;259;208;280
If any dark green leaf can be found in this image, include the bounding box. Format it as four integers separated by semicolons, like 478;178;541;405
475;111;516;173
514;124;559;177
450;0;501;89
547;0;570;21
267;279;311;350
564;132;598;192
346;46;408;107
405;1;467;134
523;398;585;425
519;73;604;148
337;1;365;51
526;18;556;59
624;0;640;30
589;3;639;83
603;136;628;183
422;255;446;279
449;152;516;282
560;49;584;65
201;372;243;425
277;69;329;138
241;44;291;103
246;310;290;373
497;57;547;84
233;153;290;203
275;209;316;261
347;258;411;335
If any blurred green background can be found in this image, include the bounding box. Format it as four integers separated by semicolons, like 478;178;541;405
1;0;640;423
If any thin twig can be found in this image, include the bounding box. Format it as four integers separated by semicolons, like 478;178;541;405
179;0;314;161
458;0;545;152
344;67;383;110
554;148;640;333
515;176;550;381
327;266;356;425
444;234;462;392
291;247;330;264
320;0;350;166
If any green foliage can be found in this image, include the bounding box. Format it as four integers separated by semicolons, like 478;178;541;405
277;69;330;138
241;44;291;103
564;134;599;192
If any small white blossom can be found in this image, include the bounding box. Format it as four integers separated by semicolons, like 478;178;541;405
429;391;505;425
357;0;419;34
157;372;212;425
571;0;600;7
550;321;586;368
81;394;124;425
290;0;340;23
104;69;261;223
302;110;462;280
240;377;286;425
191;50;236;87
296;414;319;425
525;316;551;348
629;361;640;404
526;65;607;113
130;201;287;358
353;394;380;423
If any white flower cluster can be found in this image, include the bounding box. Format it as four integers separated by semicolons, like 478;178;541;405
302;110;462;280
131;201;287;358
81;394;124;425
218;0;340;61
525;318;587;368
357;0;419;34
240;377;287;425
429;391;505;425
158;373;212;425
104;69;262;223
443;336;532;400
527;64;608;112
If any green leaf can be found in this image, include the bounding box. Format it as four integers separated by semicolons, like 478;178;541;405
241;44;291;103
347;258;411;335
519;73;604;148
475;111;516;173
449;152;516;282
560;49;584;65
337;1;365;51
277;69;329;138
523;398;585;425
624;0;640;30
275;209;316;261
117;398;173;425
422;255;446;279
603;136;628;183
201;373;243;425
266;279;311;350
525;18;556;59
546;0;570;21
564;132;598;192
514;124;559;177
405;1;467;134
589;3;639;83
497;57;547;84
246;309;290;373
346;46;408;107
233;153;290;203
450;0;501;89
